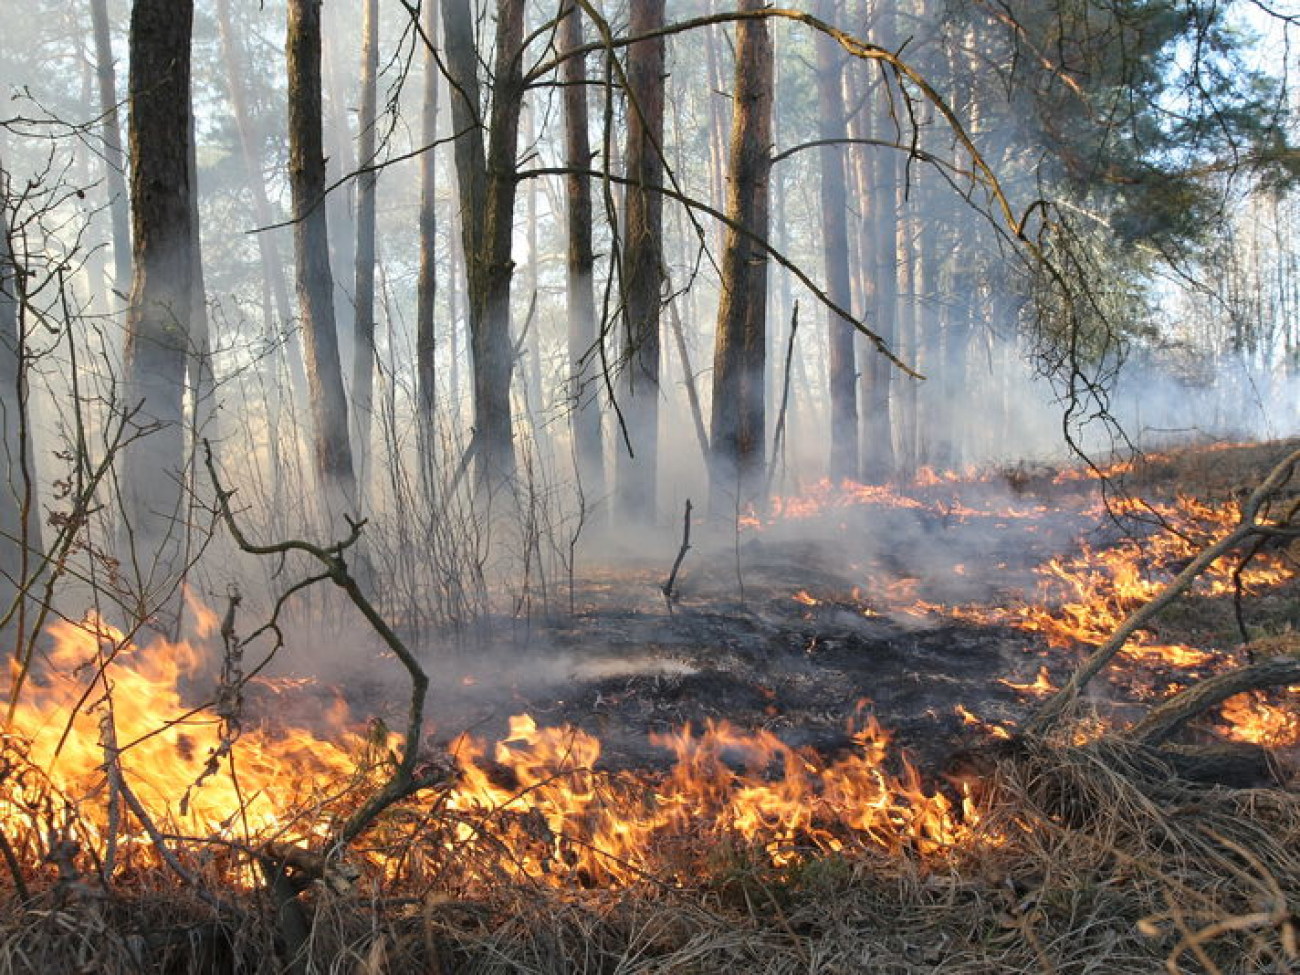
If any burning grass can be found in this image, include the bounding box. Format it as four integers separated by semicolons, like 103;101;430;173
2;443;1299;972
4;735;1298;973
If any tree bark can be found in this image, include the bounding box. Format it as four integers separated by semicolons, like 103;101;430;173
816;7;858;484
352;0;379;507
121;0;195;602
0;166;42;653
857;0;896;484
287;0;356;514
415;0;439;502
90;0;131;304
709;0;773;518
443;0;524;493
616;0;666;525
559;0;604;508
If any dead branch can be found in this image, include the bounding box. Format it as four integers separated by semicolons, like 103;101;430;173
1028;447;1300;736
1130;639;1300;746
767;301;799;496
0;829;29;904
662;499;693;609
201;441;441;849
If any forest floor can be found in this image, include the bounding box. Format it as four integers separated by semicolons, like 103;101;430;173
5;438;1300;974
419;437;1300;785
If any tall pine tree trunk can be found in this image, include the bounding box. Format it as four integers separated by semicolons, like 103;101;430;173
287;0;356;515
709;0;772;518
442;0;524;493
91;0;131;305
415;0;439;502
0;165;42;659
859;0;897;483
121;0;195;620
214;0;306;404
559;0;605;510
816;7;857;484
616;0;665;525
352;0;379;507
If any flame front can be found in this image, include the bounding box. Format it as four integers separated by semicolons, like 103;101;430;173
3;468;1295;896
1;613;375;880
2;614;977;892
440;711;975;887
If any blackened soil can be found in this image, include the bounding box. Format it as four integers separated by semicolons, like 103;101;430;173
412;506;1085;777
332;447;1300;785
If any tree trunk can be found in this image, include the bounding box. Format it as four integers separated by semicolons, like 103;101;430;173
709;0;773;519
214;0;306;411
187;101;213;437
443;0;524;494
615;0;666;525
0;165;42;654
415;0;439;502
858;0;897;483
90;0;131;304
121;0;194;617
816;8;857;484
559;0;605;508
895;197;918;480
352;0;379;508
287;0;356;514
519;105;550;467
321;20;357;394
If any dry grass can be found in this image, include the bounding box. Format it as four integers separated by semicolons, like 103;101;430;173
1;733;1297;974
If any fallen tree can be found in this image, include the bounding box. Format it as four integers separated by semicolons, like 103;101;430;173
1028;445;1300;740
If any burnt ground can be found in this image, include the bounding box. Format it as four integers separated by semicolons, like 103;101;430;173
417;544;1060;776
293;438;1299;791
400;468;1291;783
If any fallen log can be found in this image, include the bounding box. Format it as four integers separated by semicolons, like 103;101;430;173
1129;637;1300;746
1028;446;1300;735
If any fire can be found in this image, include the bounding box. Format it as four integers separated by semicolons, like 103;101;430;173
999;665;1057;697
955;704;1013;739
4;468;1294;896
441;710;977;886
1219;690;1300;747
2;610;984;893
765;479;930;522
933;496;1291;675
1;613;381;878
769;475;1296;755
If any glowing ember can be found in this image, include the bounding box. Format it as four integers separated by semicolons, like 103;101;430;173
999;665;1057;697
955;704;1014;740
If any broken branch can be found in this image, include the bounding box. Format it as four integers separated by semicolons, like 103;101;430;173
1028;446;1300;736
662;499;693;608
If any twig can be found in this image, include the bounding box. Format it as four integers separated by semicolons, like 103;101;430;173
766;301;799;497
662;499;693;609
0;828;29;904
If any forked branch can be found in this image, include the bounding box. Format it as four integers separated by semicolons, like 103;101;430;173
202;441;442;849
